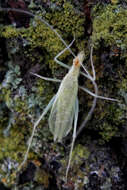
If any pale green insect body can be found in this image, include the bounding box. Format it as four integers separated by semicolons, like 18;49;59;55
49;52;84;142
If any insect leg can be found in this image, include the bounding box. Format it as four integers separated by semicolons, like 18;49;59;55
82;45;119;100
76;85;97;138
54;37;75;69
77;85;119;139
81;45;96;81
30;37;75;83
80;86;119;102
76;46;98;138
90;45;96;81
77;45;119;138
30;72;61;83
31;37;76;81
18;95;56;171
79;46;95;81
30;37;75;85
65;98;79;181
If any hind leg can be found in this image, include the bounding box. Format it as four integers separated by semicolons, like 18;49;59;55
65;98;79;182
18;95;56;171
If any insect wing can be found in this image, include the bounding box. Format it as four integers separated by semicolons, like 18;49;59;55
49;94;76;142
49;80;78;142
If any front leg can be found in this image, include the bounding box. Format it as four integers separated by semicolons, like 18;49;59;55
54;37;75;69
30;72;61;83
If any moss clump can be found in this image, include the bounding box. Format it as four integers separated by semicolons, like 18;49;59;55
0;124;36;186
61;144;90;175
23;1;85;73
0;26;20;38
92;4;127;51
119;78;127;91
35;168;51;188
0;126;26;161
0;1;85;74
99;123;118;142
59;144;90;189
71;144;90;164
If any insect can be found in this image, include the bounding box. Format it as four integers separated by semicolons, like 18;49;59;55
29;43;118;181
0;7;119;182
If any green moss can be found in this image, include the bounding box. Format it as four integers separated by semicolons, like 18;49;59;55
1;1;85;73
36;79;54;105
119;78;127;91
92;4;127;51
0;117;37;186
0;26;20;38
60;144;90;188
35;168;51;188
99;123;118;142
94;99;126;143
62;144;90;173
71;144;90;164
0;126;26;161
